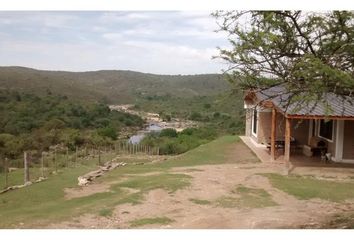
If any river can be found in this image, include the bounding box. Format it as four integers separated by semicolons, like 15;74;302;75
109;104;198;144
128;123;163;144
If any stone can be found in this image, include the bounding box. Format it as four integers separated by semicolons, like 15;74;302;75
77;161;126;186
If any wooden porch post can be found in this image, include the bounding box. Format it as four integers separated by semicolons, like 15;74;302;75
284;117;291;174
271;108;277;161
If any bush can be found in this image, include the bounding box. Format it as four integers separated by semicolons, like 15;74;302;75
213;112;220;118
189;112;203;121
204;103;211;109
180;128;196;136
43;119;66;130
162;114;171;122
97;126;118;140
142;127;218;155
160;128;178;138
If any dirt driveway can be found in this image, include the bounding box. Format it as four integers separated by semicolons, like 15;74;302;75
49;142;354;229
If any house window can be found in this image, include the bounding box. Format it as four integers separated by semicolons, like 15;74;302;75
251;109;258;136
319;119;333;141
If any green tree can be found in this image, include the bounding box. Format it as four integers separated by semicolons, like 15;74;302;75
0;133;24;159
189;112;203;121
213;11;354;109
97;126;118;140
160;128;178;138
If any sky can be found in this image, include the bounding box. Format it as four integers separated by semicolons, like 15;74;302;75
0;11;230;75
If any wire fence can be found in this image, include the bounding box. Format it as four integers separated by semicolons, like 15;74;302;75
0;142;160;190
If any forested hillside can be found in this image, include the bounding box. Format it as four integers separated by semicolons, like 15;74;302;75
0;66;246;161
0;90;144;159
0;67;229;104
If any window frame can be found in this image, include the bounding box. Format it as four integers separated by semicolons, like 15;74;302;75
251;108;258;137
318;119;334;142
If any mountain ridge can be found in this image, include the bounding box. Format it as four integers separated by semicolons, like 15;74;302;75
0;66;229;104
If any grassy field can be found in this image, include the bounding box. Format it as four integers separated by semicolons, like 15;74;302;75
129;217;174;227
0;150;119;190
263;173;354;202
2;135;354;228
0;135;241;228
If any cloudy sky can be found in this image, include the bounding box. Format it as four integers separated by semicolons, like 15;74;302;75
0;11;230;74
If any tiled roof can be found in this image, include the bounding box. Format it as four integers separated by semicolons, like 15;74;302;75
255;85;354;117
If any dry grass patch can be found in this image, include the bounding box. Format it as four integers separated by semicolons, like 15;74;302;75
189;198;212;205
130;217;174;227
216;185;277;209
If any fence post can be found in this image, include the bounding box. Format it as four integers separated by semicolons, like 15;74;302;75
54;148;57;173
4;158;8;189
98;147;102;166
66;147;69;168
24;151;30;184
41;152;44;178
75;146;78;167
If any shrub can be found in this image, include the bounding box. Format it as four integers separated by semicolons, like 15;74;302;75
162;114;171;122
203;103;211;109
43;119;66;130
180;128;196;136
189;112;203;121
160;128;178;138
97;126;118;140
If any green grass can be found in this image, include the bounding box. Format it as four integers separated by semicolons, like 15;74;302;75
158;135;242;168
98;208;114;217
98;135;244;181
0;150;119;190
129;217;174;228
189;198;212;205
0;170;192;227
215;185;277;209
263;173;354;202
0;135;255;228
0;165;98;227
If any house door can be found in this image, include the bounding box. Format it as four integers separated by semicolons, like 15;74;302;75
343;121;354;160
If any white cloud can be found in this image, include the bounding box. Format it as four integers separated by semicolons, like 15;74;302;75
102;32;123;40
0;11;228;74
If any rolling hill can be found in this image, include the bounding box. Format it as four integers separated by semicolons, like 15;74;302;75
0;66;229;103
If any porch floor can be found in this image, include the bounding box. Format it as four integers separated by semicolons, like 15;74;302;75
240;136;354;169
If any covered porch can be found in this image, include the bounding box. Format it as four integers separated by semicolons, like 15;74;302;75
243;104;354;170
240;135;354;169
243;85;354;170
